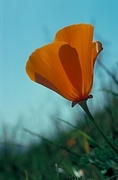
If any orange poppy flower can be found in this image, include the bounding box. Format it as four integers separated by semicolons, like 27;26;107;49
26;24;103;107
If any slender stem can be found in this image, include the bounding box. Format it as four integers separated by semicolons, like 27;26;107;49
79;100;118;155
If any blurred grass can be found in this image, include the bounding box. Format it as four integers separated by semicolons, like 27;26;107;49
0;63;118;180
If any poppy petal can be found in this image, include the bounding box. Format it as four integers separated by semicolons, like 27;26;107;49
92;41;103;65
26;42;80;100
55;24;94;96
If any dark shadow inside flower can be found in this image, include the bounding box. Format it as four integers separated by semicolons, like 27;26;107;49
35;72;62;95
59;44;82;94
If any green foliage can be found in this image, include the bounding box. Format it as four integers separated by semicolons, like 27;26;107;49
0;63;118;179
0;96;118;180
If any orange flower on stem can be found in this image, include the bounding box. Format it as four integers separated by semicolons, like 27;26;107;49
26;23;118;154
26;24;103;107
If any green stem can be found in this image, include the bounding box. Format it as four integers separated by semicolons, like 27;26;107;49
79;100;118;155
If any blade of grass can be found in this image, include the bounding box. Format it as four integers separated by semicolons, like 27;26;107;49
101;88;118;96
23;128;81;159
57;118;98;147
25;170;28;180
98;60;118;85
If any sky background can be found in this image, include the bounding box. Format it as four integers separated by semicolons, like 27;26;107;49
1;0;118;144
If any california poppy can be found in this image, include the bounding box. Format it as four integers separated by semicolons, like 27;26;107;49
26;24;103;107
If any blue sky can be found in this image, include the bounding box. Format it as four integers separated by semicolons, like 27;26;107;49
1;0;118;143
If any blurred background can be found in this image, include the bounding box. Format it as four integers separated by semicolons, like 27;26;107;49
0;1;118;179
